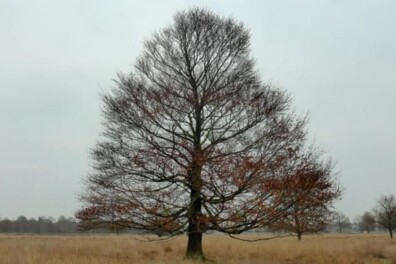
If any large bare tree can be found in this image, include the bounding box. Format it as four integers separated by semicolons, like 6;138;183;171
77;8;335;259
374;195;396;239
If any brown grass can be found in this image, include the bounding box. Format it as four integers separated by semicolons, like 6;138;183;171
0;233;395;264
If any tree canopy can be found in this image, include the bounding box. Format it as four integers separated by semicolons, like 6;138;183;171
77;8;338;259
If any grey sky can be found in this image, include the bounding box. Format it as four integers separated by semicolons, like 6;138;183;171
0;0;395;220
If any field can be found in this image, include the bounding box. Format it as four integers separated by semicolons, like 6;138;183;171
0;233;395;264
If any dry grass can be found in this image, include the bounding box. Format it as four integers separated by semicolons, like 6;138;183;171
0;233;395;264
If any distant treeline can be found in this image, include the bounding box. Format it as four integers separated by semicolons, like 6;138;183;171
0;216;141;234
0;216;78;234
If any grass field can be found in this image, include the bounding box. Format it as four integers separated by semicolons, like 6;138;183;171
0;233;395;264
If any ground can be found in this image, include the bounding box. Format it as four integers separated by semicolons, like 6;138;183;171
0;233;395;263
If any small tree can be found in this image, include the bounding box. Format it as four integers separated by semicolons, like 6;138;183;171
374;195;396;239
267;151;340;241
333;212;351;233
353;216;364;233
77;8;335;260
360;212;376;233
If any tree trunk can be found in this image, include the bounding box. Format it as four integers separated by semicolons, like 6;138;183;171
297;232;302;241
389;228;393;239
185;164;206;260
186;228;204;259
185;100;206;260
185;195;205;259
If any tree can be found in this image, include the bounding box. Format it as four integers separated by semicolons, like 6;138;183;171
77;8;335;260
359;212;376;233
37;216;56;233
267;152;340;241
374;195;396;239
15;216;28;233
55;216;78;233
353;216;364;233
332;212;351;233
0;219;14;233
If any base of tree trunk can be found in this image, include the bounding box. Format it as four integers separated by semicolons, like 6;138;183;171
185;232;207;261
184;254;213;262
297;233;302;241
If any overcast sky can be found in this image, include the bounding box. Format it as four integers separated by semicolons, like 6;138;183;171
1;0;395;220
